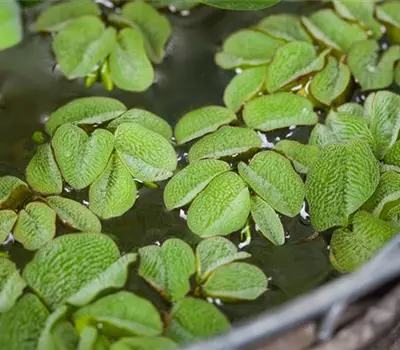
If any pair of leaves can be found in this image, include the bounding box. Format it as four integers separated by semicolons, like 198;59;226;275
0;0;22;50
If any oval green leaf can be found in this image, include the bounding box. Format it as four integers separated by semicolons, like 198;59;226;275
199;0;279;10
14;202;56;251
188;126;262;163
238;151;305;217
115;122;177;182
47;196;101;233
110;337;176;350
306;140;380;231
165;297;230;345
250;196;285;246
73;291;162;337
0;210;17;243
26;144;63;195
0;175;30;209
174;106;237;145
89;154;137;220
243;92;318;131
187;171;251;237
77;326;98;350
163;159;231;210
23;233;120;309
0;0;22;50
110;28;154;92
309;123;337;149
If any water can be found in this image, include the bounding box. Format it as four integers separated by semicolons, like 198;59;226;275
0;1;333;323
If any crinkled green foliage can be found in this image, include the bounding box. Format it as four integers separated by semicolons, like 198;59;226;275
0;176;30;209
0;210;17;243
0;257;26;313
200;0;279;11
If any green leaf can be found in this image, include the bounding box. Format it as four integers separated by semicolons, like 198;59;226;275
274;140;320;174
35;0;100;32
257;14;312;43
110;28;154;92
14;202;56;251
250;196;285;245
174;106;237;145
165;297;230;344
108;109;172;141
384;141;400;169
89;154;137;220
195;236;251;282
224;66;267;112
0;176;30;209
147;0;199;11
0;294;49;350
310;56;351;106
243;92;318;131
164;159;231;210
187;171;251;237
53;16;117;79
110;337;176;350
215;29;284;69
121;1;171;63
0;0;22;50
266;41;329;93
364;91;400;159
45;97;126;136
26;144;63;195
337;102;364;116
202;262;268;301
306;140;380;231
309;123;337;149
67;253;136;307
301;9;368;53
0;210;17;243
115;122;177;181
199;0;279;11
23;233;120;309
376;1;400;44
138;239;195;302
396;62;400;86
77;326;98;350
238;151;305;217
52;123;114;190
47;196;101;233
188;126;262;163
0;257;26;313
347;40;400;91
330;211;398;273
332;0;383;38
73;291;163;337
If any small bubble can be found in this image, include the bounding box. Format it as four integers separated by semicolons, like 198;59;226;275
1;233;14;246
215;298;223;306
275;136;281;142
289;125;296;131
285;132;293;138
168;4;177;12
180;10;190;16
235;68;243;75
179;209;187;220
299;202;311;225
154;241;161;246
258;132;274;149
327;245;331;251
82;200;89;207
285;232;291;239
97;322;104;329
64;186;73;193
206;297;214;304
268;276;273;282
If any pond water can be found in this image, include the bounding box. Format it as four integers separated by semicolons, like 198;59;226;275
0;1;336;323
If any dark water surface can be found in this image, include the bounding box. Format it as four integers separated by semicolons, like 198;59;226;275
0;1;333;322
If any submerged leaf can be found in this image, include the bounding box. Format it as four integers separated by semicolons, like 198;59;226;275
306;140;380;231
115;122;177;181
215;29;284;69
224;66;267;112
35;0;100;32
238;151;305;217
310;56;351;106
203;262;268;301
73;291;162;337
0;257;26;313
266;41;329;93
23;233;120;309
110;28;154;92
26;144;63;195
274;140;320;174
199;0;279;11
108;109;172;141
243;92;318;131
89;154;137;220
195;237;251;282
301;9;368;53
47;196;101;233
0;210;17;243
188;126;262;163
53;16;116;79
0;0;22;50
187;171;251;237
45;97;126;136
250;196;285;245
347;40;400;91
165;297;230;344
164;159;230;210
330;211;398;272
110;337;176;350
257;14;312;42
52;123;114;190
174;106;237;145
0;176;30;209
121;1;171;63
0;294;49;350
14;202;56;251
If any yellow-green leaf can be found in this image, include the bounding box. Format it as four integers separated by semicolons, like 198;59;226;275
110;337;176;350
0;210;17;243
0;0;22;50
337;102;364;116
384;140;400;169
377;1;400;44
0;176;30;209
0;257;26;313
199;0;279;10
